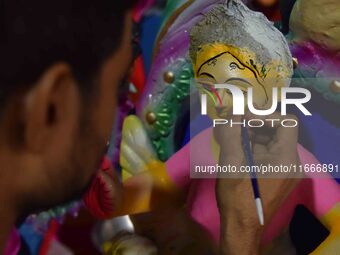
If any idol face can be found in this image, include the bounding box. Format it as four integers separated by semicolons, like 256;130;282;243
194;43;282;119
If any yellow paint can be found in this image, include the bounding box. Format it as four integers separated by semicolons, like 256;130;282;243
194;44;258;77
122;169;132;182
146;160;177;192
112;160;178;217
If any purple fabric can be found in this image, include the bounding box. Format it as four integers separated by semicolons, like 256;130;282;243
290;41;340;76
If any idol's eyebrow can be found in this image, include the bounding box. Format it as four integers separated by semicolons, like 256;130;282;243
198;72;217;81
225;77;253;87
196;51;228;76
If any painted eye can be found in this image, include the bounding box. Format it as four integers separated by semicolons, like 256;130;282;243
229;62;238;70
197;81;213;92
229;62;245;71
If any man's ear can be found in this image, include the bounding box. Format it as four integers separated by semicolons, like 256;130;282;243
23;63;81;152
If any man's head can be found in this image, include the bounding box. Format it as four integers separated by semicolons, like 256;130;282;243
0;0;135;217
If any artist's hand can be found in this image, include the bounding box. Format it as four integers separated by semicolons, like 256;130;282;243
131;208;217;255
214;112;302;255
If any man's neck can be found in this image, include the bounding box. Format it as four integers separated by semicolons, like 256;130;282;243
0;204;17;253
0;152;19;253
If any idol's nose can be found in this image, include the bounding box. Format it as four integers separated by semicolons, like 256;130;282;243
215;88;229;107
214;88;233;117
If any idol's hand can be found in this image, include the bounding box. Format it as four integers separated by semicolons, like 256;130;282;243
214;112;302;255
120;115;157;176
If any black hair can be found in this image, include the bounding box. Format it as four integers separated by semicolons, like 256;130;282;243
0;0;136;103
